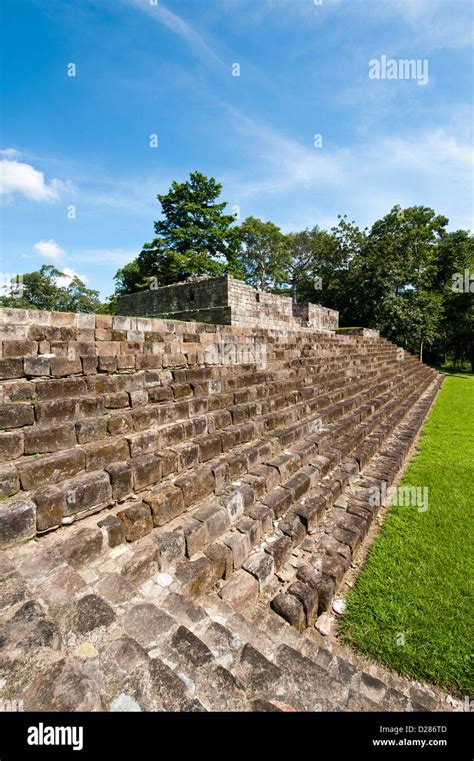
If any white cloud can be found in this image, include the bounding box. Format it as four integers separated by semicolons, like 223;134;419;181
33;239;65;261
0;160;65;202
55;267;88;288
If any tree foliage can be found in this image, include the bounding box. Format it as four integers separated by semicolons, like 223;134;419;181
114;171;241;296
0;265;102;313
236;216;289;291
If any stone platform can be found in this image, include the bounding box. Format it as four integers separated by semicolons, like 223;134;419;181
117;275;339;331
0;307;455;712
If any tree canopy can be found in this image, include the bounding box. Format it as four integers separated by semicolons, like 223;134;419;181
0;265;102;313
114;171;241;295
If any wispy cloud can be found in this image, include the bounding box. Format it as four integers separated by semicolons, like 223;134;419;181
70;248;141;267
220;0;472;50
0;147;22;159
219;104;473;231
121;0;222;64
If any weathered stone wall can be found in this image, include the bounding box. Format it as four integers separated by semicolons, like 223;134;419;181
0;306;357;547
117;276;231;325
117;276;339;331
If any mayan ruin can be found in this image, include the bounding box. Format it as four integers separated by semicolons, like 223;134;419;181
1;0;472;754
0;300;452;712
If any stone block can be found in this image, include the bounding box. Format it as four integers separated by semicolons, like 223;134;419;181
294;495;325;530
144;483;185;527
174;467;215;507
24;355;51;376
121;546;158;585
60;527;103;568
283;471;311;501
271;592;306;632
220;569;258;607
84;439;130;471
205;541;233;579
118;502;153;542
193;502;230;542
62;471;112;517
122;602;174;648
34;484;65;531
0;402;34;429
211;460;230;495
0;498;36;547
75;418;107;444
0;358;24;380
24;657;102;712
106;461;133;501
242;551;275;590
175;556;222;598
198;433;222;462
72;594;116;633
0;463;20;498
262;486;293;518
18;448;85;490
35;399;77;425
153;531;185;569
0;431;24;460
279;512;306;544
287;581;319;627
50;356;82;377
107;412;133;437
24;423;76;454
246;502;272;534
223;530;250;570
266;535;293;571
35;377;87;401
97;514;125;547
183;518;209;556
131;452;164;491
235;515;261;548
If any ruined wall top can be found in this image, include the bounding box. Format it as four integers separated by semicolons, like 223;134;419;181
117;275;339;332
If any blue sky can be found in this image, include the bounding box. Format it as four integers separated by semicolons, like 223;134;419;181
1;0;473;299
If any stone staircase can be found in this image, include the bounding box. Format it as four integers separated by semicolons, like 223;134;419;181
0;313;453;712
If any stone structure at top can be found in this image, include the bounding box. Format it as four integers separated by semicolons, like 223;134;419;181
117;275;339;331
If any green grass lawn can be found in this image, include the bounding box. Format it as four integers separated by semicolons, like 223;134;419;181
339;371;474;696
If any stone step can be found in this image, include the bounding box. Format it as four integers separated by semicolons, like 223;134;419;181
0;347;418;543
267;374;443;631
213;368;436;612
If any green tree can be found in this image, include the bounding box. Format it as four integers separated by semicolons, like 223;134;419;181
434;230;474;370
286;224;350;308
0;265;102;313
335;207;450;360
114;171;241;295
237;216;289;291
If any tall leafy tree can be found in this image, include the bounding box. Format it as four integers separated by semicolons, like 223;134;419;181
433;230;474;370
287;223;350;308
339;206;450;359
114;171;241;296
237;216;290;291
